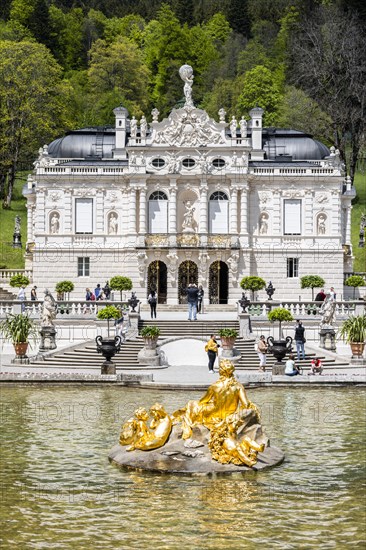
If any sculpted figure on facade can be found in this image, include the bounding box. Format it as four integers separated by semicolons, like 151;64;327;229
130;116;137;139
166;153;179;174
140;116;147;138
259;213;269;235
108;213;118;235
41;289;57;327
239;117;247;138
166;251;179;283
137;252;148;283
198;251;210;286
50;213;60;234
227;252;240;282
317;214;326;235
182;201;196;233
179;64;194;108
151;108;159;122
218;108;226;123
320;295;336;328
230;116;237;138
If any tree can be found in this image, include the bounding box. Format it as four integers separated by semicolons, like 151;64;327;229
97;305;121;337
237;65;282;125
267;307;294;339
55;280;75;300
9;274;30;288
288;5;366;182
240;276;266;301
109;276;133;301
300;275;326;301
0;40;71;207
345;275;365;300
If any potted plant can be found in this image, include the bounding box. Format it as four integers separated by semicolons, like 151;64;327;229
0;313;38;358
97;305;121;337
338;314;366;358
344;275;365;300
109;276;133;301
218;328;238;349
138;325;161;365
96;305;123;374
267;307;294;365
240;276;266;301
55;280;74;301
140;325;161;344
300;275;325;301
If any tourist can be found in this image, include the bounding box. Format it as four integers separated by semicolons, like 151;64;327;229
294;320;306;360
197;285;204;314
186;283;199;321
103;281;111;300
310;358;323;375
30;286;37;301
314;289;326;302
17;285;26;312
148;289;157;319
114;309;125;340
285;354;301;376
205;334;220;373
94;283;102;300
329;287;336;301
257;335;268;372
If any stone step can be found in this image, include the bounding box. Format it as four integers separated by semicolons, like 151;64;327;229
0;286;16;300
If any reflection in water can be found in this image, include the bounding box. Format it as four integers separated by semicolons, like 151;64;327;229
0;386;365;549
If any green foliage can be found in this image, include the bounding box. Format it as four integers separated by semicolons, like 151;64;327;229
218;328;238;338
237;40;272;74
0;313;38;344
237;66;282;125
301;275;325;294
240;276;266;300
9;274;30;288
268;307;294;323
140;325;161;338
345;275;365;299
0;174;26;268
96;305;120;320
109;276;133;301
338;315;366;344
55;281;75;294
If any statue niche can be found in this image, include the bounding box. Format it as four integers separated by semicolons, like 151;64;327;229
49;212;60;234
108;212;118;235
259;212;269;235
317;213;327;235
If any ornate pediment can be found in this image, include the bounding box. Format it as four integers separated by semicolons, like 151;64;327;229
151;107;226;148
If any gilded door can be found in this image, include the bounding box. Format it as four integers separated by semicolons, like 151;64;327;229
209;261;229;304
147;261;167;304
178;261;198;304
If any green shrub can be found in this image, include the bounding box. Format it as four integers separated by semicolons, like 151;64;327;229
97;305;121;337
55;281;75;295
218;328;238;338
300;275;325;300
140;325;160;338
338;314;366;343
240;276;266;300
345;275;365;299
109;276;133;301
268;307;294;339
0;313;38;345
9;274;30;288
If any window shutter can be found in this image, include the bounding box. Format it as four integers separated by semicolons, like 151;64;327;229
76;198;93;233
149;201;168;233
284;199;301;235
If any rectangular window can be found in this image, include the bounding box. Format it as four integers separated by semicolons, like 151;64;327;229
149;201;168;233
287;258;299;278
209;201;228;234
75;198;93;234
284;199;301;235
77;257;90;277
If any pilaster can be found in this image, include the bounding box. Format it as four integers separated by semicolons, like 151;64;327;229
139;187;147;234
230;186;238;234
169;182;177;233
199;184;208;233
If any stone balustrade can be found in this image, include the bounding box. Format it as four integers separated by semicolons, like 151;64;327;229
0;269;33;281
237;300;363;318
0;300;138;319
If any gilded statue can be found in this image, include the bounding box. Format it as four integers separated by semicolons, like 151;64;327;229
119;407;149;446
120;403;172;452
208;419;264;467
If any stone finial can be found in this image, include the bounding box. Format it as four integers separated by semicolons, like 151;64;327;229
151;108;159;122
179;64;194;108
218;108;226;123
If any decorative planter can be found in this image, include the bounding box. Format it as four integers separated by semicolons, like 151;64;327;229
267;336;293;374
138;336;160;366
96;335;122;375
350;342;365;358
220;336;236;358
13;342;28;357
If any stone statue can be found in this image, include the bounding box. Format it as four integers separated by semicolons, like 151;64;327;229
182;201;195;232
319;295;336;328
179;64;194;108
166;251;179;277
50;213;60;234
130;116;137;139
140;116;147;138
317;214;326;235
108;213;118;235
239;117;247;138
231;152;238;167
41;289;57;327
218;108;226;123
259;213;268;235
230;116;237;138
15;216;21;233
125;403;172;452
227;252;239;279
151;108;159;122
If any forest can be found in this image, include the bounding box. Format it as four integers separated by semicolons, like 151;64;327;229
0;0;365;206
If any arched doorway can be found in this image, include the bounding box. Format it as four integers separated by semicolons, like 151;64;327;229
178;261;198;304
209;261;228;304
147;261;167;304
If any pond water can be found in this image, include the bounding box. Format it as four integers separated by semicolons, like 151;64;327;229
1;386;365;549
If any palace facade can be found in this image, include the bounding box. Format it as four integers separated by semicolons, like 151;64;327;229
24;66;355;302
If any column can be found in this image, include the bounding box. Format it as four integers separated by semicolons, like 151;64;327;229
96;189;104;233
304;191;313;234
129;186;137;234
230;186;238;234
26;203;33;242
240;186;248;234
168;184;177;233
199;185;208;233
345;204;352;244
36;189;46;233
139;187;147;234
63;189;72;233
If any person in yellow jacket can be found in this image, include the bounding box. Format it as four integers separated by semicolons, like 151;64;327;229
205;334;220;373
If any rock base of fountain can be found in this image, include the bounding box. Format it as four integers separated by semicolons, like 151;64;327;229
109;424;284;475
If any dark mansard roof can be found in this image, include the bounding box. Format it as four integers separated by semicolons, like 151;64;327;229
47;126;330;162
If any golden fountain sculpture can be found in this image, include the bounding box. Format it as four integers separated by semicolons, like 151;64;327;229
118;360;265;468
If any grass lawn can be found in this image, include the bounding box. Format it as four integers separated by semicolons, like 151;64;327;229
351;170;366;272
0;174;28;269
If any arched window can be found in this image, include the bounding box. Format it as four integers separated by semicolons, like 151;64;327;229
149;191;168;233
209;191;228;233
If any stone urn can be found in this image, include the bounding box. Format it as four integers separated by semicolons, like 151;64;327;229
220;337;236;357
14;342;28;357
350;342;365;358
137;336;160;366
96;335;122;375
267;336;293;374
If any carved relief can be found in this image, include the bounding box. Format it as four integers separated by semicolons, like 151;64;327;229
227;251;240;282
198;251;210;285
166;251;179;284
258;190;271;205
176;234;200;247
49;212;60;234
315;193;329;204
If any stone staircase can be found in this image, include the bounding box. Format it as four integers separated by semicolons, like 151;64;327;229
0;286;16;300
26;318;349;372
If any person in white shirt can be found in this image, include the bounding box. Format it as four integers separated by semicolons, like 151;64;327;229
17;286;26;312
285;354;301;376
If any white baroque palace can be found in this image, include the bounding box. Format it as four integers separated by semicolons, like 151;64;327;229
24;65;355;302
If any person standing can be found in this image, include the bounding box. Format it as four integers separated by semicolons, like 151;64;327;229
257;335;268;372
285;354;301;376
103;281;111;300
30;286;37;301
205;334;220;373
148;289;157;319
197;285;204;314
17;286;26;312
294;320;306;360
314;289;326;302
186;283;199;321
329;287;336;301
94;283;101;300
